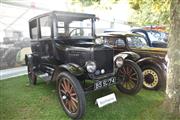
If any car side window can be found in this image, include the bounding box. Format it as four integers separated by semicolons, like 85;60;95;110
104;37;125;47
29;19;38;39
115;38;125;47
40;16;51;38
104;37;114;46
127;36;148;48
57;21;65;34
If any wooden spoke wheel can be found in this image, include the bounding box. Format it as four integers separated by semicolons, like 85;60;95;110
116;59;143;95
27;62;37;85
59;78;79;113
57;72;86;119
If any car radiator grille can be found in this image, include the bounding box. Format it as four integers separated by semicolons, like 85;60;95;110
94;49;113;75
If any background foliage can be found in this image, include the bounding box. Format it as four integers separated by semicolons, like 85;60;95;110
70;0;118;6
70;0;171;27
129;0;171;26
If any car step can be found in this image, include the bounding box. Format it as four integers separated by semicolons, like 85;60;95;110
39;73;52;83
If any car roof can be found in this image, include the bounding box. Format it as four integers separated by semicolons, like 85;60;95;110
29;11;96;22
131;28;165;33
97;31;143;37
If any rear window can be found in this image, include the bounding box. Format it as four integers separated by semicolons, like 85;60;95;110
29;19;38;39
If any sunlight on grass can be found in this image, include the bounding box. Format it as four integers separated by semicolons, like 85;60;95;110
0;76;178;120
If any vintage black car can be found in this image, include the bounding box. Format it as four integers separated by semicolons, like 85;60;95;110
131;28;168;48
100;32;167;90
26;11;143;119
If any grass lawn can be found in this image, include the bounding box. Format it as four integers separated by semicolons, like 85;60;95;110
0;75;179;120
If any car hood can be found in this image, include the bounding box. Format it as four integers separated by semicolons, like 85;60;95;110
132;47;167;56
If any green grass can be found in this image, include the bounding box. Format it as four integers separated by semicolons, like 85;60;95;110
0;75;179;120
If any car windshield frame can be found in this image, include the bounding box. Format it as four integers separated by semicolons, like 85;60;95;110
55;14;95;39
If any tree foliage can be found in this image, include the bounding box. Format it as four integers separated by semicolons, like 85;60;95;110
69;0;170;26
70;0;119;6
129;0;171;26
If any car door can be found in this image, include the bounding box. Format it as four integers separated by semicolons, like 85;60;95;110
38;15;53;63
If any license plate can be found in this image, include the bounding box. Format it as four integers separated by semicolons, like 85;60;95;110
94;77;115;90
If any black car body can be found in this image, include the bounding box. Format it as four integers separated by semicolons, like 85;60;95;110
131;29;168;48
101;32;167;90
26;11;143;119
28;11;117;89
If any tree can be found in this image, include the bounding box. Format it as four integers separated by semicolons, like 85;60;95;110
70;0;118;6
129;0;170;26
165;0;180;114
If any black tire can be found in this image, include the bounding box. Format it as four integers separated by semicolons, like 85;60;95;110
116;59;143;95
57;72;86;119
142;65;166;90
27;61;37;85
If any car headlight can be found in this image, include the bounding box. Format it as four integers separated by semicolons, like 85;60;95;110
115;57;123;68
95;37;103;45
86;61;96;73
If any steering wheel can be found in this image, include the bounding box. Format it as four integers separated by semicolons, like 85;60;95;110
69;28;82;36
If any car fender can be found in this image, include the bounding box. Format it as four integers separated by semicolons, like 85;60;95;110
114;51;140;61
25;54;33;65
25;54;40;66
52;63;85;81
136;57;166;71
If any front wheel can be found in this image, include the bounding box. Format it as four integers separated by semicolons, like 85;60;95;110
57;72;86;119
116;59;143;95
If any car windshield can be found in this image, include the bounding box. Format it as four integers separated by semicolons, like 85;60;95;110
57;17;93;38
147;31;167;42
127;36;149;48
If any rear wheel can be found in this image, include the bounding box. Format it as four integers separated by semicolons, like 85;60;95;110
142;65;165;90
57;72;86;119
27;61;37;85
116;59;143;95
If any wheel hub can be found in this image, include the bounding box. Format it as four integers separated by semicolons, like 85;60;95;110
144;74;154;83
62;95;67;100
124;74;130;82
65;92;71;100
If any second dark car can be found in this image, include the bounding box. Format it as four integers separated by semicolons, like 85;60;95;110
131;28;168;48
100;32;167;90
